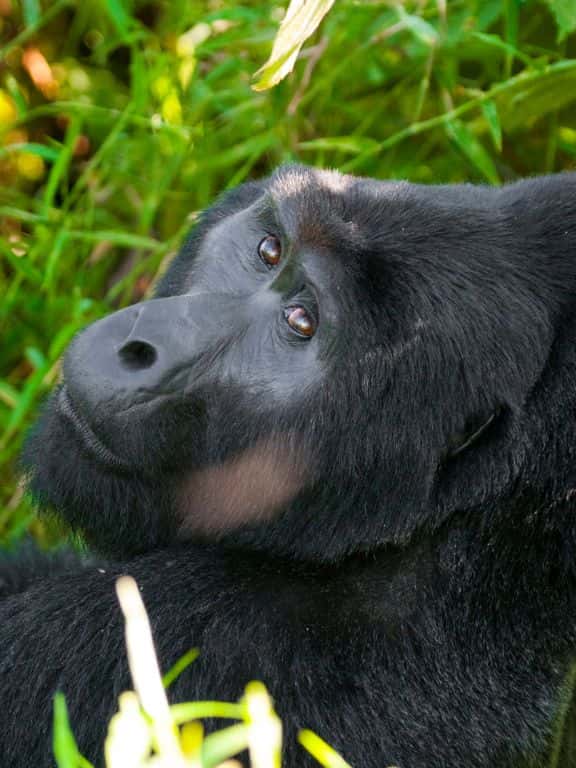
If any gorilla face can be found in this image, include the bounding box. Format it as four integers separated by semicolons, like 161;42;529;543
23;166;576;561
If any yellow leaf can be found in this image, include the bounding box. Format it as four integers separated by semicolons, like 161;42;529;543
252;0;334;91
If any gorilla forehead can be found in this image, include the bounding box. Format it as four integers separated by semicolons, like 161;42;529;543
266;164;406;250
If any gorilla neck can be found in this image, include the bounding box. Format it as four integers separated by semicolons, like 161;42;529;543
219;496;576;643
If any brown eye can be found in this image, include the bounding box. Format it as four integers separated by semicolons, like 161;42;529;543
284;306;316;338
258;235;281;267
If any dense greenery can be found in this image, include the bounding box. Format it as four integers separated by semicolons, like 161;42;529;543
1;0;575;545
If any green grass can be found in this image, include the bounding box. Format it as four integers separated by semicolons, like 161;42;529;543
1;0;576;545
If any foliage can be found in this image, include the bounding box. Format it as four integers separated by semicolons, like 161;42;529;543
52;575;349;768
0;0;576;545
252;0;335;91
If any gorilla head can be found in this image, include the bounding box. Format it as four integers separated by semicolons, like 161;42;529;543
23;166;576;562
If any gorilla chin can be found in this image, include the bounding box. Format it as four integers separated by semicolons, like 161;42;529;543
22;385;178;556
25;383;312;557
5;164;576;768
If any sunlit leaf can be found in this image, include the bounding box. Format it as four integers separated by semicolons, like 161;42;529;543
105;692;151;768
53;693;94;768
299;730;352;768
170;701;245;725
252;0;335;91
202;723;250;766
244;681;282;768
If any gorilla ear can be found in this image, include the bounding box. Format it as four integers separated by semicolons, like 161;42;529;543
368;358;516;545
445;410;498;459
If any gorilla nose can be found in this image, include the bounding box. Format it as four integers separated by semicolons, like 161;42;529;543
117;339;158;371
63;293;233;419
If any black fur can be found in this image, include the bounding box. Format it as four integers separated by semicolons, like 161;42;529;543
3;165;576;767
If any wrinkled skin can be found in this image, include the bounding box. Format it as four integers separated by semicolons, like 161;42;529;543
2;165;576;767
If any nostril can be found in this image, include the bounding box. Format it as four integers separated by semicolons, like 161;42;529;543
118;340;158;371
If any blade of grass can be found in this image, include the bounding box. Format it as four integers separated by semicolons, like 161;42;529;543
53;693;95;768
42;115;82;215
445;119;499;183
162;648;200;689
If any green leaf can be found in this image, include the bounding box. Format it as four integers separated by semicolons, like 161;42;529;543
53;693;95;768
472;32;532;67
396;5;438;46
498;66;576;130
299;730;352;768
48;323;84;361
445;119;500;184
0;381;19;409
541;0;576;37
194;134;276;172
0;240;43;286
24;346;46;370
504;0;519;76
0;142;61;162
1;355;51;446
549;661;576;768
298;136;379;154
162;647;200;689
103;0;132;37
481;100;502;152
22;0;40;28
66;230;160;250
252;0;335;91
53;694;77;768
43;116;82;214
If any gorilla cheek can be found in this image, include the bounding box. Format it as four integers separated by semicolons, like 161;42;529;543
175;436;309;536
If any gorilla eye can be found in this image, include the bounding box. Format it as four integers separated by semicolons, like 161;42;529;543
284;306;316;338
258;235;281;267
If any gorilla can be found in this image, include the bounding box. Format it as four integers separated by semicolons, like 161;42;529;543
2;165;576;768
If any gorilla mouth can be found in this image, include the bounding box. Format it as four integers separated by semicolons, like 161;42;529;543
58;387;131;471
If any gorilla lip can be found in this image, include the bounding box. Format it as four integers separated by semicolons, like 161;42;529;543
58;386;131;471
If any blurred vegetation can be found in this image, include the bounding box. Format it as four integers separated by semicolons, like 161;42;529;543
0;0;576;546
